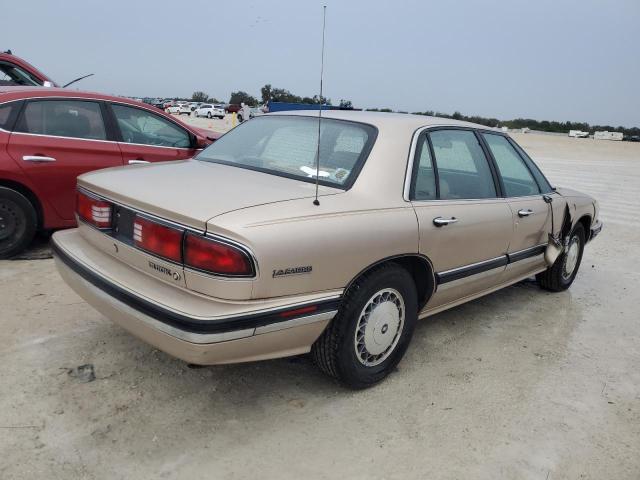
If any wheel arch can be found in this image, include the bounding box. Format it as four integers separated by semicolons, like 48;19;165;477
344;254;436;310
576;214;592;240
0;179;43;229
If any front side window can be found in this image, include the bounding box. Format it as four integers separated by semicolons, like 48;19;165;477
111;104;191;148
482;133;540;197
429;129;497;199
411;134;437;200
15;100;107;140
509;139;553;193
196;116;376;188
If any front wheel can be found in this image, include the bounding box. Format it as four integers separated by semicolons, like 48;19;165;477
312;263;418;389
537;223;585;292
0;187;37;259
207;112;212;118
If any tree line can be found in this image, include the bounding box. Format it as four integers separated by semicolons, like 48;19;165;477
187;88;638;137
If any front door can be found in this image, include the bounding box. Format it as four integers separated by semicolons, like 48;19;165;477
409;128;513;312
480;133;556;279
108;103;199;164
7;99;123;221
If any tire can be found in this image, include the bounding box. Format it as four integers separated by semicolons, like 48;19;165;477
536;223;585;292
217;115;224;120
237;114;243;122
207;112;212;119
0;187;37;259
312;263;418;389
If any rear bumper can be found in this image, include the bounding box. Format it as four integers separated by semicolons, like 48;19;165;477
52;229;339;365
589;219;603;242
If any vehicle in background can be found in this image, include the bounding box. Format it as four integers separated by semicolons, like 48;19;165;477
162;100;176;110
166;102;187;114
568;130;590;138
225;103;241;114
51;111;601;388
177;102;193;115
237;106;265;123
0;87;220;258
594;131;623;141
151;99;166;110
625;135;640;142
188;102;201;113
195;104;225;119
1;50;57;87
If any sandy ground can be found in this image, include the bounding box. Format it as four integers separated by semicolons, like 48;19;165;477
1;131;639;479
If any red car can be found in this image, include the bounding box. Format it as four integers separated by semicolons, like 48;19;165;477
0;87;220;257
1;50;57;87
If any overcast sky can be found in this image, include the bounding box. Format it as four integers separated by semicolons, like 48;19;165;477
5;0;639;126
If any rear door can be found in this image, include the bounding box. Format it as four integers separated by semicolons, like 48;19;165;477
480;132;553;278
7;98;122;221
409;128;513;311
108;103;199;164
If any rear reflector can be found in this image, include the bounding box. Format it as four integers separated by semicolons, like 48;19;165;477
133;216;183;263
184;233;253;276
76;190;112;228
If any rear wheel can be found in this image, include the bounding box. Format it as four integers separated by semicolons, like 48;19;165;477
537;223;585;292
0;187;37;259
312;263;418;389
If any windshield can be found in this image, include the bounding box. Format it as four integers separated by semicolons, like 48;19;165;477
196;116;376;188
0;61;43;86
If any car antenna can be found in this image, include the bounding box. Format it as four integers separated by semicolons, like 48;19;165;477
313;5;327;206
62;73;94;88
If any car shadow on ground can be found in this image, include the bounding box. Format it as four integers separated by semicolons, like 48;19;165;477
10;233;53;260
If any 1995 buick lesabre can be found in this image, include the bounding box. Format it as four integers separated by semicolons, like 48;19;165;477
52;111;602;388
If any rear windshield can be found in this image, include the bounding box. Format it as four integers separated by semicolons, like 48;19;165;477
196;116;377;189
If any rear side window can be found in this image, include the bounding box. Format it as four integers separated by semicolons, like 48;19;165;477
429;130;497;199
482;133;540;197
111;104;191;148
15;100;107;140
411;134;437;200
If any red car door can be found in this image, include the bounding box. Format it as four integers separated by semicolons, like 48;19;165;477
108;103;199;164
6;99;123;221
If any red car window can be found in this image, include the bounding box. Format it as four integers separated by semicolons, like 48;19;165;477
15;100;107;140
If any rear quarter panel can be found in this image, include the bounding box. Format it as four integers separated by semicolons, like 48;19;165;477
208;194;420;299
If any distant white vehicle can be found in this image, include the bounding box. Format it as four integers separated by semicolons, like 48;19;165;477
194;104;225;119
166;101;189;114
238;105;267;122
569;130;590;138
594;131;623;141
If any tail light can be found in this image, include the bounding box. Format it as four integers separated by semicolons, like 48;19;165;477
133;216;182;263
184;232;253;276
76;190;112;229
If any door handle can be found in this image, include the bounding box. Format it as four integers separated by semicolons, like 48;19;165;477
23;155;56;163
518;209;534;217
433;216;458;227
128;159;150;164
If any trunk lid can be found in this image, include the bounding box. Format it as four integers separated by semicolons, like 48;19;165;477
77;160;338;230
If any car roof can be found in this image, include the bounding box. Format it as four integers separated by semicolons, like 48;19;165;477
0;86;136;103
268;109;495;132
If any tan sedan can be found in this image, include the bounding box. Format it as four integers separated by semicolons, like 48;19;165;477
52;111;602;388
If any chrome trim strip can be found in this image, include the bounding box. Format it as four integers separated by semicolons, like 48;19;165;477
10;130;198;150
438;255;506;277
